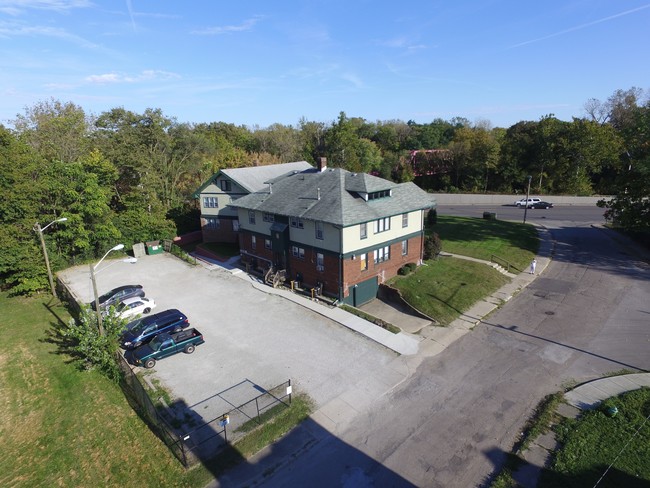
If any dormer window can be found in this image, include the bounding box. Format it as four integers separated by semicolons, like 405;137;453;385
367;189;391;200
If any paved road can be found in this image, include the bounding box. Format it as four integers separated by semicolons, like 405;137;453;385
238;217;649;487
436;203;605;224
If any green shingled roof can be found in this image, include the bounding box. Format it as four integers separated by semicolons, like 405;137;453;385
229;167;436;226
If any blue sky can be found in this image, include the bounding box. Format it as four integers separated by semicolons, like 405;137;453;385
1;0;649;129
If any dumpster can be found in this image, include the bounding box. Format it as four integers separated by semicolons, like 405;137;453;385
145;240;164;255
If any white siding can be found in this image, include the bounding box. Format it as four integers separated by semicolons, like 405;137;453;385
341;210;423;253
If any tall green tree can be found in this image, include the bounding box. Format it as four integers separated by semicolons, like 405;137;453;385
13;98;91;163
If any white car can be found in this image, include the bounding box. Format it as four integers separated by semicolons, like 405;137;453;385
514;197;541;207
116;297;156;320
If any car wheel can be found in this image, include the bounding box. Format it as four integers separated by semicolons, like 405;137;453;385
144;359;156;369
143;307;151;314
184;344;195;354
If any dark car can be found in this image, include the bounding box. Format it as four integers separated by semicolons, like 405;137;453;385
90;285;144;311
529;201;554;209
120;309;189;350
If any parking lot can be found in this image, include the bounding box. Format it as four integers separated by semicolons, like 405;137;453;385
59;253;396;421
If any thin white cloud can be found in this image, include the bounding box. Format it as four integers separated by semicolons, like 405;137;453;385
376;35;429;54
192;15;263;35
511;3;650;48
84;70;181;84
341;73;363;89
0;0;91;15
0;22;102;50
125;0;136;32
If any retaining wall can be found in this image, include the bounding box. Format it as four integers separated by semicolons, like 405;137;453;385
431;193;609;206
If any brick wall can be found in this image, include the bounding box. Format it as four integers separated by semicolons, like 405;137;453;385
201;218;239;244
287;252;339;296
341;235;423;299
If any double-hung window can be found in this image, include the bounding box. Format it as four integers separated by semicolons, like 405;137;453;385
220;180;231;191
402;213;408;228
264;239;272;250
290;217;304;229
206;218;220;230
374;245;390;264
251;235;257;249
373;217;391;234
263;213;274;223
315;221;324;240
360;253;368;271
316;253;324;271
291;246;305;259
401;239;408;255
360;222;367;239
203;196;218;208
248;211;256;224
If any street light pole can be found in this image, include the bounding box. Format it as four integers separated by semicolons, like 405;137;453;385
523;175;532;224
91;243;125;336
34;217;67;297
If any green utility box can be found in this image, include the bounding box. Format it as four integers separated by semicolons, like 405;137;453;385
146;240;164;255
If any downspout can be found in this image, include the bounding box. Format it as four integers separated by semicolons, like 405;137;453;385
338;225;344;303
420;209;426;264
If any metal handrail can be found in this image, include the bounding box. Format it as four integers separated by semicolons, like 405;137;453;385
491;254;513;273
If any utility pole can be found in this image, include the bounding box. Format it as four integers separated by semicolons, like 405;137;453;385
523;175;532;224
34;217;67;297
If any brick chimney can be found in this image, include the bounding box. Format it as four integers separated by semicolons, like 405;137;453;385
317;157;327;172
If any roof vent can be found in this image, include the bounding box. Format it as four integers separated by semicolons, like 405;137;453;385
317;188;321;200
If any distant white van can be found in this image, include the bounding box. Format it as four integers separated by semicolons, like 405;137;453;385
514;197;541;207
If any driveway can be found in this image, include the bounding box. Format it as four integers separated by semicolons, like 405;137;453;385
59;254;396;421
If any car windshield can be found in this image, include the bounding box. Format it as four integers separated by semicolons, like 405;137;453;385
129;320;151;334
148;335;166;351
98;290;118;302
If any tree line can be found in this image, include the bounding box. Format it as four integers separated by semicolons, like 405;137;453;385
1;87;647;295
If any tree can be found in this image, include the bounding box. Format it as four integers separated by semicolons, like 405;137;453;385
59;306;128;380
597;96;650;233
13;98;91;163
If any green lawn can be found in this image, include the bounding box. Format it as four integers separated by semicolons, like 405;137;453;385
429;216;539;272
0;293;208;487
0;293;314;487
540;388;650;488
389;215;538;325
389;257;510;325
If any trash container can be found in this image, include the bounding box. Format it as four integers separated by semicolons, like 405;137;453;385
145;240;164;255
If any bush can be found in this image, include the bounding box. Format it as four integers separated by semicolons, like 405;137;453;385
423;232;442;260
398;263;418;275
58;306;128;381
427;209;438;226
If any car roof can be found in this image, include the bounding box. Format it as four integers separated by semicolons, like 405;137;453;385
106;284;142;293
121;296;147;305
139;308;185;325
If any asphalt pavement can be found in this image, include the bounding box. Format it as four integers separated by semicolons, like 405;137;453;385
206;223;650;488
